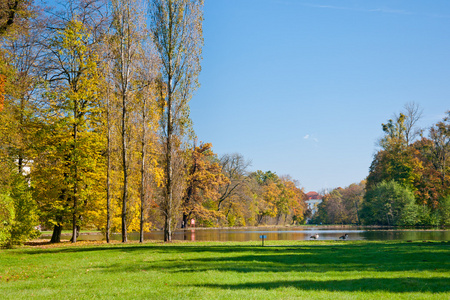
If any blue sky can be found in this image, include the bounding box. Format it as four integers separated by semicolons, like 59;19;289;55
190;0;450;192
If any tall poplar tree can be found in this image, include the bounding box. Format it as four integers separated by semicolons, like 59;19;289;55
110;0;145;242
134;44;161;242
149;0;203;241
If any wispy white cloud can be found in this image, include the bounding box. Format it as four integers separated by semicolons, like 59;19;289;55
304;134;319;143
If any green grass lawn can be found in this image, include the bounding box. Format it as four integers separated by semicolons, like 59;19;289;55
0;240;449;299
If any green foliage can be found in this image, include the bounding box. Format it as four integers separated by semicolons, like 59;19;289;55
438;194;450;226
416;205;440;227
0;170;39;248
366;110;450;226
0;193;14;246
362;180;419;226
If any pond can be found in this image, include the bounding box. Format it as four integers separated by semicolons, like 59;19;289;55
43;227;450;242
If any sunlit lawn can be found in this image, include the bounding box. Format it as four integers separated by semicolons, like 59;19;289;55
0;240;449;299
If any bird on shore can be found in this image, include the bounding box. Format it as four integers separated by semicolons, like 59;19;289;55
339;234;349;240
310;234;319;239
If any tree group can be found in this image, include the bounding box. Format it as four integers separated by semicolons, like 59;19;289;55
312;104;450;227
0;0;309;247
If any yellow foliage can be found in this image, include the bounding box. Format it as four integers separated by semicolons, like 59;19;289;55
0;74;5;111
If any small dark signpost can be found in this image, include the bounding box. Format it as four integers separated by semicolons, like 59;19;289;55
259;235;267;246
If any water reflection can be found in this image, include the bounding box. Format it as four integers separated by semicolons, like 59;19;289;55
47;227;450;242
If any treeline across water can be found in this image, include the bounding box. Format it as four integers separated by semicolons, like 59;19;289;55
311;104;450;227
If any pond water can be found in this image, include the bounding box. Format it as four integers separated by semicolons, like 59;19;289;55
45;227;450;242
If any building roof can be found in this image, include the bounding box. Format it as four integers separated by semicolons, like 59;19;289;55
306;191;322;200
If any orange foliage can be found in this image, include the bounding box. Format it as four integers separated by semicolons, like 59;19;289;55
183;143;229;223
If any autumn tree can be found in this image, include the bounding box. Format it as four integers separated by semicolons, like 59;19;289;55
400;102;423;145
1;12;45;176
366;106;450;226
429;111;450;187
182;142;228;227
0;1;42;247
217;153;251;211
279;176;306;225
108;0;148;242
149;0;203;241
134;45;161;242
367;113;423;192
37;1;106;242
312;182;364;225
249;171;280;225
0;0;31;36
412;112;450;224
340;181;365;224
246;171;307;226
311;189;346;225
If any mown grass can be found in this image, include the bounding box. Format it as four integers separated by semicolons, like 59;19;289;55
0;240;449;299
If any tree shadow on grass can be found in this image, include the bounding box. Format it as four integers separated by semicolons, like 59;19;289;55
20;241;449;276
22;243;271;255
191;277;450;293
92;242;450;275
23;240;449;255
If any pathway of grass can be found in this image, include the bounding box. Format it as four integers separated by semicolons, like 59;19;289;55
0;240;449;299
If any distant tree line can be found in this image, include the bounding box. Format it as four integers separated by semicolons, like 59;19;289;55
311;103;450;227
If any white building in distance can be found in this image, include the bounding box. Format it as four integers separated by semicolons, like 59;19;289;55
305;191;323;216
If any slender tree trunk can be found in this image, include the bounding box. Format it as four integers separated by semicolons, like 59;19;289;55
164;83;173;242
217;198;224;211
106;95;111;243
18;97;24;174
72;195;78;243
71;105;78;243
18;115;24;175
53;174;69;243
139;97;147;243
355;201;361;225
121;93;128;243
182;142;196;228
225;202;232;221
164;215;172;241
164;146;172;241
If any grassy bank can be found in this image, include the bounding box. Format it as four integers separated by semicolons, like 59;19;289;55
1;240;449;299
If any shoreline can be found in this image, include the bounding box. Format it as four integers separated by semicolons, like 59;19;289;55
39;224;450;238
